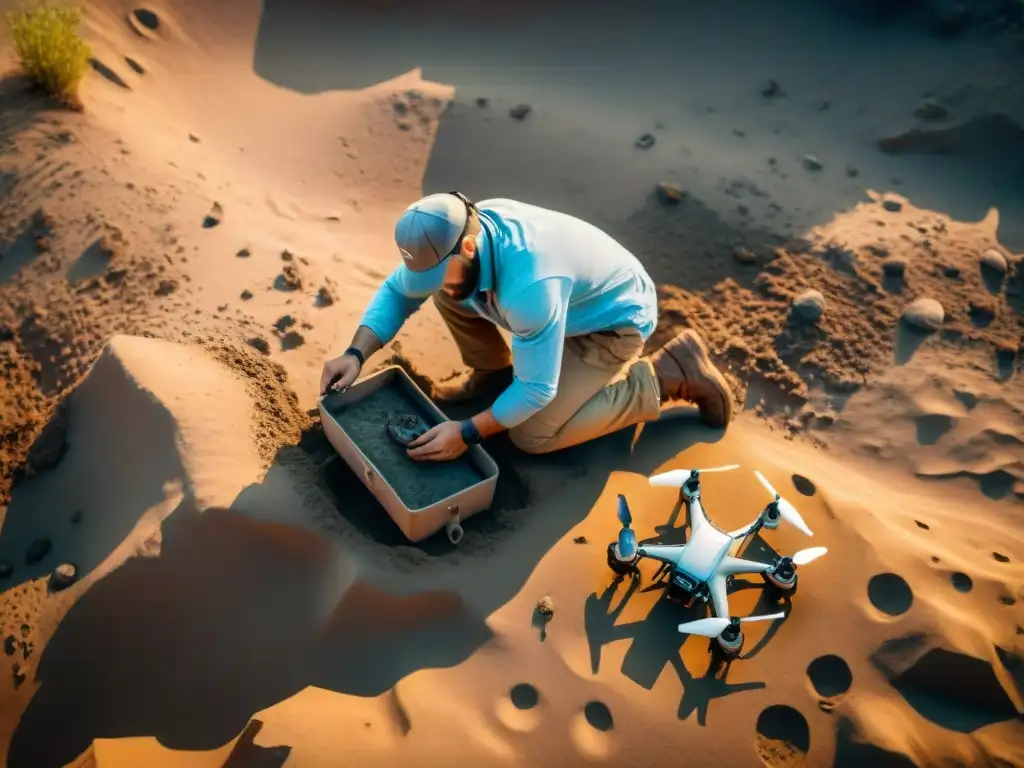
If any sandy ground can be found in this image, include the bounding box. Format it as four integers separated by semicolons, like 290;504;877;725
1;0;1023;766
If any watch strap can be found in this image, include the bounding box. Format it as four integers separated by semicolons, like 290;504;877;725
344;346;365;366
460;419;483;445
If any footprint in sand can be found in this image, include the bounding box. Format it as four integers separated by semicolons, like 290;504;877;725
495;683;541;734
569;701;613;760
950;571;973;593
867;573;913;617
755;705;810;767
791;474;816;496
128;8;161;39
806;655;852;711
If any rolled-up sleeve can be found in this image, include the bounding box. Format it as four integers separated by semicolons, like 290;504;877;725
490;277;572;428
358;261;447;346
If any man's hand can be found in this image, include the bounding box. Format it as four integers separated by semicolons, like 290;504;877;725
406;421;468;462
319;354;362;395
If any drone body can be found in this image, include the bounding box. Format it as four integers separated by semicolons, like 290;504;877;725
608;466;827;659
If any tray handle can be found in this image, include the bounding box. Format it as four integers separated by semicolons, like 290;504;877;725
445;504;464;545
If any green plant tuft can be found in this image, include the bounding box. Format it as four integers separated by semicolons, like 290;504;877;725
5;1;92;107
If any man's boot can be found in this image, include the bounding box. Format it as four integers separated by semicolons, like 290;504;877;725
431;366;514;404
650;329;735;428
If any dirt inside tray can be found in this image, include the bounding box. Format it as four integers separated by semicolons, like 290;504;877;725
324;380;487;510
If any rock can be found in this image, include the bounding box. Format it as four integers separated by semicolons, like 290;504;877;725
635;133;656;150
792;289;826;322
733;247;758;265
236;247;250;258
155;279;178;296
247;337;270;355
802;154;823;171
845;164;859;177
188;133;200;142
509;104;531;120
0;562;11;579
280;331;305;351
761;78;781;97
883;257;907;277
316;285;335;307
50;563;76;591
882;196;902;212
70;509;83;524
202;202;223;229
942;265;960;278
537;596;555;616
276;264;302;291
655;182;684;204
914;99;948;121
274;315;295;332
968;298;996;324
475;97;488;108
981;249;1008;274
25;537;51;564
901;298;945;332
573;535;588;544
240;289;253;300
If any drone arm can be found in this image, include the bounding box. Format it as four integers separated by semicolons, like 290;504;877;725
727;518;762;539
635;545;682;567
708;573;730;619
718;555;771;577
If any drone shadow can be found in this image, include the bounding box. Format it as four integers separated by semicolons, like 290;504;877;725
583;534;790;726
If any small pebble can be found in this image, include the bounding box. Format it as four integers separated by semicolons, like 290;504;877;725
901;297;945;332
981;249;1008;274
537;596;555;616
509;104;531;120
733;247;758;265
792;289;825;322
70;510;83;524
882;197;903;212
635;133;656;150
655;182;684;204
240;289;253;300
802;154;822;171
761;78;781;97
573;535;588;544
50;563;77;591
0;562;11;579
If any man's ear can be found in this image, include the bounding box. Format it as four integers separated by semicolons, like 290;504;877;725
461;235;478;258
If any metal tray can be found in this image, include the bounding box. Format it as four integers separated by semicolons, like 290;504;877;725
318;365;499;544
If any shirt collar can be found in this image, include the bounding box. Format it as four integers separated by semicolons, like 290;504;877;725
474;212;496;296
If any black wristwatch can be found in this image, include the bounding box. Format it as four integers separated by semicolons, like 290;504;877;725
460;419;483;445
344;346;365;366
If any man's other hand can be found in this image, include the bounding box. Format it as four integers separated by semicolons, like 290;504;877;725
319;354;361;395
406;421;468;462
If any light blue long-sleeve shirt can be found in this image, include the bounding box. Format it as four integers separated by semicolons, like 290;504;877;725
359;198;658;428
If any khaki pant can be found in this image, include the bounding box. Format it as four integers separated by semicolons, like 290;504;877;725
434;291;662;454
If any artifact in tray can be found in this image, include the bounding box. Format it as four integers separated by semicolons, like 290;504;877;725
386;411;430;448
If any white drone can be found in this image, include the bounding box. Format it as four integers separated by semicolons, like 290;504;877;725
607;465;827;658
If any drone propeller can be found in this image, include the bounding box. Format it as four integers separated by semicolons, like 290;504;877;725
615;494;638;561
677;611;787;637
753;470;814;537
791;546;828;566
649;464;740;487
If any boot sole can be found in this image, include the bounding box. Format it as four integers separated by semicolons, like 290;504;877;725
661;330;734;427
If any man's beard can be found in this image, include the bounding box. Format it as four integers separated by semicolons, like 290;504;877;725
447;255;481;300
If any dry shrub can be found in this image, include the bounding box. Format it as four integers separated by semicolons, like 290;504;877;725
6;2;91;107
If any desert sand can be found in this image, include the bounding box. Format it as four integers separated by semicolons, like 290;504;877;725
1;0;1023;766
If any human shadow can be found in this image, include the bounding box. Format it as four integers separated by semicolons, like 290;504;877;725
7;487;491;767
9;392;729;766
0;349;186;597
